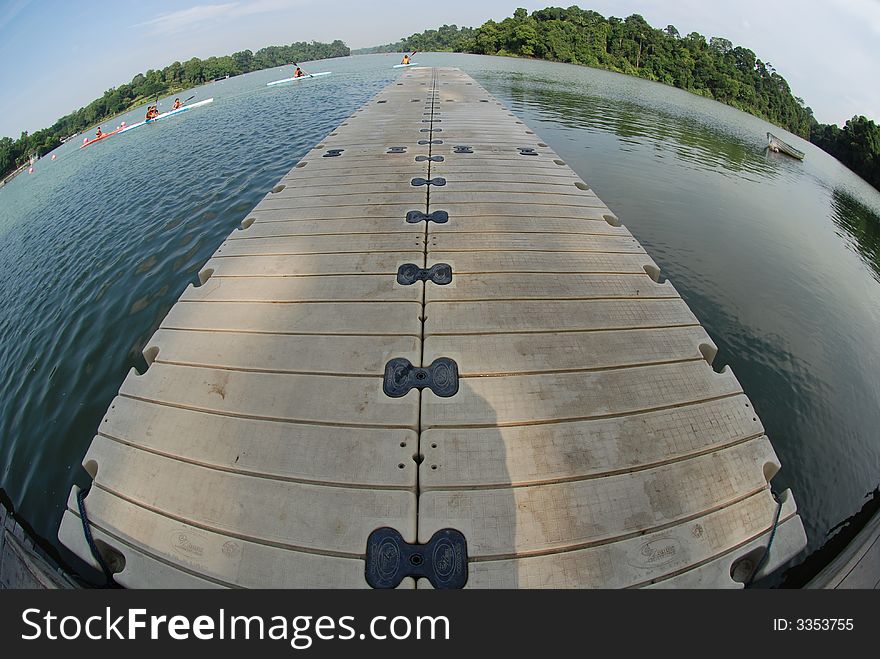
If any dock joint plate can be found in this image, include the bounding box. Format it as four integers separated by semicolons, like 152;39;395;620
411;177;446;187
365;528;468;589
406;210;449;224
397;263;452;285
383;358;459;398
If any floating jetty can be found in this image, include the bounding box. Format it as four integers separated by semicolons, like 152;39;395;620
60;68;806;588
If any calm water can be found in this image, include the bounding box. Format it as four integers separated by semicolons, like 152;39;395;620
1;53;879;575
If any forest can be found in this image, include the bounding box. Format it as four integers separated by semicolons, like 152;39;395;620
0;40;349;180
385;7;879;191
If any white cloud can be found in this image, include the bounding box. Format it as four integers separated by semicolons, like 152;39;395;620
136;0;310;35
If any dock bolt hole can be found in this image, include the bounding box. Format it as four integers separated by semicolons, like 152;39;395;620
409;554;424;566
431;443;437;449
295;161;308;168
431;464;438;470
271;184;286;194
400;442;407;447
554;159;566;166
398;463;405;469
415;370;428;381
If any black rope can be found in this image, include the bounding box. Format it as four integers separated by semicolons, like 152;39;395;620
75;487;118;587
746;491;784;587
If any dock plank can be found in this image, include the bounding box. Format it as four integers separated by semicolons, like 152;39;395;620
78;438;416;556
418;438;779;556
421;395;763;488
426;273;675;302
430;252;655;274
424;326;713;375
162;301;422;335
182;275;421;303
203;252;423;277
118;363;419;428
99;396;416;488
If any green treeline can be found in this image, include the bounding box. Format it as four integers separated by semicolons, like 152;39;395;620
1;40;349;180
352;24;476;54
399;8;814;134
811;117;880;190
388;7;879;191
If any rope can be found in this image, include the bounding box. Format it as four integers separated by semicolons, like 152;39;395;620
75;487;118;587
746;491;784;587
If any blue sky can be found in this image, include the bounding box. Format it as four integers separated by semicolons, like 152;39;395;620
1;0;878;137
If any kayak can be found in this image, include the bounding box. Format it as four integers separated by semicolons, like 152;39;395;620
267;72;332;86
119;98;214;134
79;125;125;149
393;62;419;68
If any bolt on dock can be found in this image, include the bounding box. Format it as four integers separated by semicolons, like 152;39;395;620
60;68;806;588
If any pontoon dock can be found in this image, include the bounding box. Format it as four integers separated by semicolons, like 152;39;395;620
60;68;806;588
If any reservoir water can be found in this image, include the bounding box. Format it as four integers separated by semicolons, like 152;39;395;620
1;52;878;576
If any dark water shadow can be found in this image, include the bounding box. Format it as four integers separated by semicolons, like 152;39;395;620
778;486;880;588
476;72;778;179
829;187;880;282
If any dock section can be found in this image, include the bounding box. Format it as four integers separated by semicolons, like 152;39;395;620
60;68;806;588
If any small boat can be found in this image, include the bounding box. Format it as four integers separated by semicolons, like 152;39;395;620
80;125;125;149
767;132;805;160
393;62;419;68
119;98;214;135
267;72;331;86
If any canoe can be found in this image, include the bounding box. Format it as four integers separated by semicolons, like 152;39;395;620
767;132;805;160
267;72;332;86
119;98;214;135
79;125;125;149
393;63;419;68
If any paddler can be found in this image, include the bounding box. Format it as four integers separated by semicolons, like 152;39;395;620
294;66;306;78
171;98;182;110
145;105;159;120
95;127;103;139
401;54;411;65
